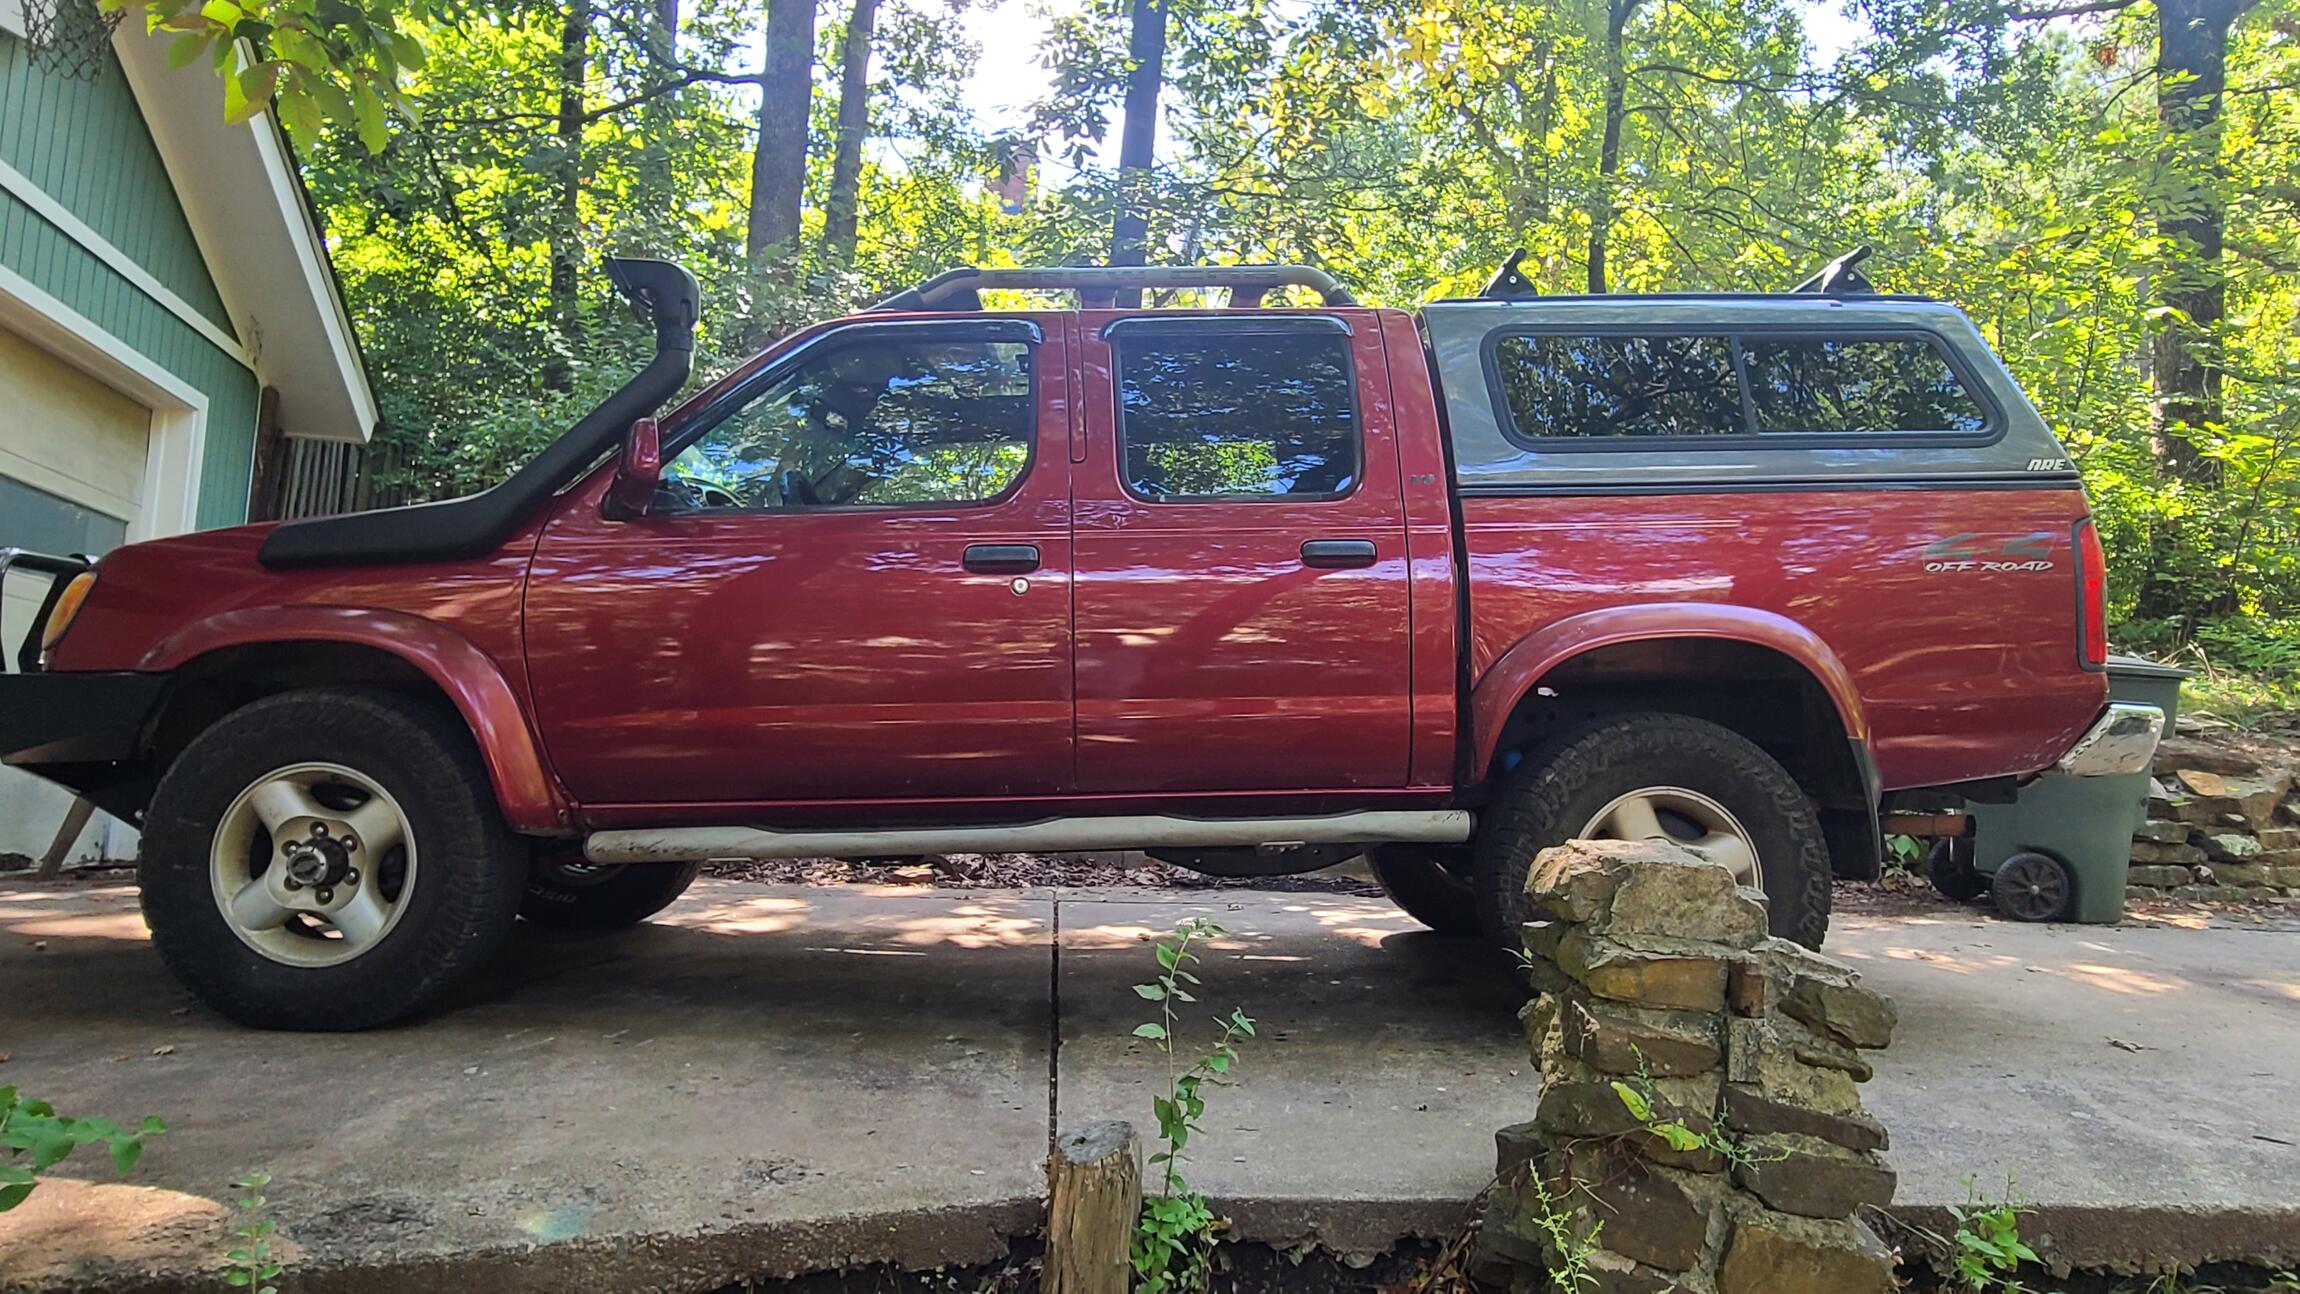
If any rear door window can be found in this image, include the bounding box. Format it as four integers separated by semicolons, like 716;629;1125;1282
1740;337;1986;434
1114;328;1360;500
1493;334;1744;440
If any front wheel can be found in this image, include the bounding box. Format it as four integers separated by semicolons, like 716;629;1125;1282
522;851;701;930
1472;712;1833;957
139;688;527;1031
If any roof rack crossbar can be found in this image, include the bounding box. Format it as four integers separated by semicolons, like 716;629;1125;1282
870;264;1358;312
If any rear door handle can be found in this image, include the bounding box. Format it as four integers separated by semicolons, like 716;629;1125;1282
963;543;1041;574
1300;540;1377;569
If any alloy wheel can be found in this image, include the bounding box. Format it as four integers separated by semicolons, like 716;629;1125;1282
209;762;417;967
1576;785;1762;888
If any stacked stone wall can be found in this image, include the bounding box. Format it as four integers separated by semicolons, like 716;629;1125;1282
1474;840;1900;1294
2129;741;2300;903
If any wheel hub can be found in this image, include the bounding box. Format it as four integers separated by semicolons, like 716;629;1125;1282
281;827;356;890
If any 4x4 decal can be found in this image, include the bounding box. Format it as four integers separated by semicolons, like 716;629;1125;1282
1924;533;2058;573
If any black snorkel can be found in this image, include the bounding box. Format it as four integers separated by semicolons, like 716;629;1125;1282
258;257;702;569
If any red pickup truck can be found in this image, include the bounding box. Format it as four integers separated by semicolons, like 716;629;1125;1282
2;256;2141;1029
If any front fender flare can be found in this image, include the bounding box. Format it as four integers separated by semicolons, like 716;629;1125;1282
141;606;569;833
1467;603;1871;784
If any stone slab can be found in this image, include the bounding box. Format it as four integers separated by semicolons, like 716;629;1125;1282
5;880;2299;1284
0;880;1055;1293
1049;889;1534;1254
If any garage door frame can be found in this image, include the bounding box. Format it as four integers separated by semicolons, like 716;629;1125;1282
0;261;207;544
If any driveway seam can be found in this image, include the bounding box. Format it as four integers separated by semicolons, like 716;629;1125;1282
1047;890;1062;1156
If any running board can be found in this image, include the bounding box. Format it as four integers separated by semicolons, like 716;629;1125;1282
582;810;1475;865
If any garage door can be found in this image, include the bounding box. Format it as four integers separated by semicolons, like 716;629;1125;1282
0;323;149;864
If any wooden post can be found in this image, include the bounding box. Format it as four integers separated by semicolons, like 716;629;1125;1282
34;797;96;881
1045;1120;1141;1294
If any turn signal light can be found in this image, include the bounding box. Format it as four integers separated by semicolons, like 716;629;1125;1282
39;570;97;661
2075;518;2107;670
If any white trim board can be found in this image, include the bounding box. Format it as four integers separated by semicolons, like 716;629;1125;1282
0;262;209;542
0;159;253;368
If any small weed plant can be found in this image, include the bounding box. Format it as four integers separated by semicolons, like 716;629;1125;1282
1517;1164;1602;1293
1946;1176;2040;1292
225;1172;284;1293
1608;1047;1783;1173
1130;917;1255;1294
0;1086;164;1213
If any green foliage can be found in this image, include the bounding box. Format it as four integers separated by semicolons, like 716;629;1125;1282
102;0;444;150
1130;917;1256;1294
1608;1048;1784;1173
1503;1162;1603;1294
1947;1177;2042;1293
225;1172;285;1293
0;1086;165;1215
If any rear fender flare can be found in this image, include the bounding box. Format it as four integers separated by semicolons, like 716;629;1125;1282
1468;603;1871;785
141;607;569;833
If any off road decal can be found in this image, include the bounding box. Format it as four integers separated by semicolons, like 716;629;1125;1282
1923;533;2058;573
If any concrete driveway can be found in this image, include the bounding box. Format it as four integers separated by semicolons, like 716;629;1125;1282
2;877;2296;1291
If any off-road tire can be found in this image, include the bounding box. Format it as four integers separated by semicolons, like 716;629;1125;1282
1926;838;1990;902
1471;712;1833;956
1367;845;1479;935
140;688;527;1031
522;856;702;930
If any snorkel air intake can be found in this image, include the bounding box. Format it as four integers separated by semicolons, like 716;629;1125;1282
258;258;702;569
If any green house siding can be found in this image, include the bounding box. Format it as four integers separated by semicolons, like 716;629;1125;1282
0;36;232;333
0;32;258;528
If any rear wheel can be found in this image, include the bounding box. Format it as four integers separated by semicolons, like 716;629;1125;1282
1367;845;1478;935
1472;712;1832;956
1926;838;1990;902
522;851;702;930
139;688;527;1031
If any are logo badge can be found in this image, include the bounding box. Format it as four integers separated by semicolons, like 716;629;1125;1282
1924;533;2058;573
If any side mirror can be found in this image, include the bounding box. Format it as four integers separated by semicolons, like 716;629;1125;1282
606;416;661;517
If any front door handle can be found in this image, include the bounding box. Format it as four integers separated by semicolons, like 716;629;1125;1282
963;543;1041;574
1300;539;1377;569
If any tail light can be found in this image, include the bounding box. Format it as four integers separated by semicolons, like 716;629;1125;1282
2075;518;2107;670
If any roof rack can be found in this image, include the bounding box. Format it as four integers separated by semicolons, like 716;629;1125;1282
869;264;1359;312
1480;249;1540;301
1790;246;1878;296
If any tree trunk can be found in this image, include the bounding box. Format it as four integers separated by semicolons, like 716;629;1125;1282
2134;0;2251;622
2147;0;2245;486
1045;1122;1141;1294
747;0;818;262
1110;0;1167;306
547;0;589;391
823;0;880;263
1585;0;1636;294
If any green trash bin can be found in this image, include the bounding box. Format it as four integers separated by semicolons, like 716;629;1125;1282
1962;655;2185;923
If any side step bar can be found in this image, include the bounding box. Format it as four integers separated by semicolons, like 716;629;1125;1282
583;810;1475;865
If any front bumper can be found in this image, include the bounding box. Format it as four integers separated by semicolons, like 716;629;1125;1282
2053;702;2164;778
0;670;166;767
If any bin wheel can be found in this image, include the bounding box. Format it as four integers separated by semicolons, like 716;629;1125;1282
1992;851;2075;922
1925;838;1990;903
